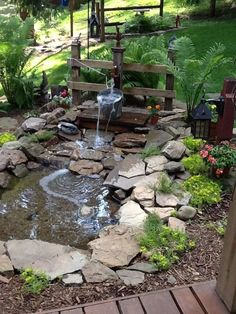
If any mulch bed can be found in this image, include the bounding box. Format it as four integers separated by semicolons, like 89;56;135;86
0;193;232;314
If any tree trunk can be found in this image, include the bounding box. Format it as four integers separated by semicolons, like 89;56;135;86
210;0;216;17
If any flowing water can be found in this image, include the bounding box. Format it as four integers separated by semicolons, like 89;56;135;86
0;168;118;248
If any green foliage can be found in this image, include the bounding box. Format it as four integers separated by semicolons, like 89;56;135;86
20;268;49;294
183;175;221;207
28;130;55;142
183;136;205;153
206;218;227;237
157;172;178;194
0;132;16;146
141;145;161;159
182;154;207;175
0;16;35;109
167;37;232;118
124;15;172;34
139;213;195;270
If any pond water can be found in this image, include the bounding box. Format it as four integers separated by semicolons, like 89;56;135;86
0;168;119;249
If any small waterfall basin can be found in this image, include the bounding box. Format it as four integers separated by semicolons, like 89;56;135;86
97;88;123;120
0;168;119;249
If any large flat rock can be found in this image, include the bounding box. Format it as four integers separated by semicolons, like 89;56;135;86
69;160;103;175
6;240;90;280
113;133;146;148
118;200;148;228
82;260;118;283
0;117;18;132
131;185;155;207
119;154;146;178
21;117;46;132
145;130;173;149
88;224;140;268
116;269;145;286
162;140;186;160
145;155;168;174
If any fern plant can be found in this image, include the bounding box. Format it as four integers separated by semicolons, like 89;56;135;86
167;37;231;119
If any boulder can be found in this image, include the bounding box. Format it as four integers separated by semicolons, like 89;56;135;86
27;161;41;170
71;148;105;161
21;117;46;132
145;207;175;222
168;217;186;233
145;155;168;174
116;269;145;286
126;262;157;273
162;141;186;160
88;224;140;268
58;110;78;123
113;133;146;148
58;130;82;142
0;254;14;273
156;192;179;207
131;185;155;207
0;117;18;132
0;149;27;168
62;273;83;285
21;142;45;160
69;160;103;175
82;260;118;283
118;200;148;227
6;239;90;280
164;161;185;173
40;108;65;124
0;171;12;188
145;130;173;149
11;164;29;178
177;206;197;220
177;192;192;206
58;122;79;135
119;154;146;178
2;141;22;150
102;156;120;170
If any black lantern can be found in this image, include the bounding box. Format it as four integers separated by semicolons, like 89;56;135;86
191;98;212;139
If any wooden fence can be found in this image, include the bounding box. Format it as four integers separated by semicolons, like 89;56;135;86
68;38;175;110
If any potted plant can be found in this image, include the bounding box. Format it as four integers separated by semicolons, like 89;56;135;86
146;98;161;125
200;142;236;177
51;89;72;109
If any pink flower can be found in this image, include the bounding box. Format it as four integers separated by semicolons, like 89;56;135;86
215;168;223;176
204;144;213;151
60;90;69;98
200;150;208;158
208;155;217;164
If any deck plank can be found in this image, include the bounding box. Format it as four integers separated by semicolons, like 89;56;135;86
118;297;145;314
192;281;229;314
140;290;181;314
84;301;120;314
62;309;84;314
172;287;205;314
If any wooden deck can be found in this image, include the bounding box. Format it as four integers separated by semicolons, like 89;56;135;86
38;280;230;314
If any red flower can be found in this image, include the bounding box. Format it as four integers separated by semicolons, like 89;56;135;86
204;144;213;151
60;90;69;98
208;155;216;164
200;150;208;158
215;168;223;176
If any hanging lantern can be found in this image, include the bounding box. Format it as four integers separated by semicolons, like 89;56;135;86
191;98;212;139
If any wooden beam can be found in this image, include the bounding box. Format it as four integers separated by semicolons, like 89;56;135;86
68;81;175;98
100;0;105;42
104;5;160;12
69;59;114;70
216;187;236;312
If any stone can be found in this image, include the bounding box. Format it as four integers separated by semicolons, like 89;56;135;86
0;241;6;255
0;117;18;132
21;142;45;160
168;217;186;233
160;113;185;123
88;224;140;268
145;207;175;222
119;147;143;154
0;274;10;284
177;193;192;206
134;172;163;188
82;260;118;283
184;127;192;137
80;205;94;217
22;117;46;132
58;130;82;142
131;186;154;207
27;161;41;170
113;189;126;201
85;129;114;146
145;155;168;174
126;262;157;273
58;122;79;135
116;269;145;286
167;275;177;285
102;156;120;170
162;141;186;160
164;161;185;173
71;148;105;161
176;171;191;180
0;149;28;169
40;107;65;124
167;126;181;138
14;127;26;139
113;133;146;148
59;110;78;123
177;206;197;220
37;152;70;168
156;192;179;207
62;273;83;285
6;239;90;280
0;254;14;273
145;130;173;149
12;164;29;178
118;200;148;228
119;154;145;178
134;127;150;133
0;171;12;188
69;160;103;175
2;141;22;150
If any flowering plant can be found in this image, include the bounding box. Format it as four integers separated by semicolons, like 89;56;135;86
200;141;236;176
52;89;72;107
146;103;161;117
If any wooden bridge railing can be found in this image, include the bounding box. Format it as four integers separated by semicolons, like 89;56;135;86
68;39;175;110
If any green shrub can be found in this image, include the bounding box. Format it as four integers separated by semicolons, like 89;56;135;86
0;132;16;146
141;145;161;159
183;175;221;207
182;154;208;175
183;136;205;153
139;213;195;270
20;268;49;294
28;130;55;143
156;173;180;194
206;218;227;237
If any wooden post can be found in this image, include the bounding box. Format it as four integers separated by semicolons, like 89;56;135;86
165;49;174;111
159;0;164;16
69;0;75;37
71;38;81;105
96;2;100;37
100;0;105;42
216;186;236;312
